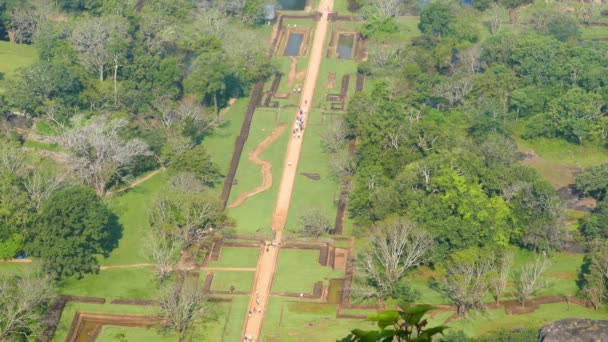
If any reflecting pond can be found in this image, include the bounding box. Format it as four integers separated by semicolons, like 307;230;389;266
337;34;354;59
284;33;303;56
278;0;307;10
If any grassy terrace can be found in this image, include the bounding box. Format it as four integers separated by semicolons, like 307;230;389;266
227;107;290;235
207;247;260;268
272;249;344;293
0;41;37;91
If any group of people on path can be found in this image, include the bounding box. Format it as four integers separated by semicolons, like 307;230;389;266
293;107;306;139
244;290;264;341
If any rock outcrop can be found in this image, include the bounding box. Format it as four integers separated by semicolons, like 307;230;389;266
540;319;608;342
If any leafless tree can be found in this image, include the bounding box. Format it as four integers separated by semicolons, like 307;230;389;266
7;0;51;43
329;152;357;180
433;76;473;108
169;172;205;194
458;45;481;76
364;0;402;19
438;254;494;316
23;170;64;210
149;193;226;248
0;269;55;341
487;5;503;35
144;230;182;285
356;218;433;298
321;119;348;153
0;143;26;175
158;281;212;342
298;207;333;237
58;116;151;196
70;15;130;82
514;256;551;307
489;251;514;304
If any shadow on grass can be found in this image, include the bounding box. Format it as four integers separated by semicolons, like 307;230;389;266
101;213;123;258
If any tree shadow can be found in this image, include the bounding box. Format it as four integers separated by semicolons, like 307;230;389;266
101;212;123;257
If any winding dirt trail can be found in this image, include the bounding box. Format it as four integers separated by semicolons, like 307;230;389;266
106;169;164;196
228;124;286;209
242;0;334;340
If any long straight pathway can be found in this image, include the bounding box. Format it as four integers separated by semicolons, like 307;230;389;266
241;1;334;340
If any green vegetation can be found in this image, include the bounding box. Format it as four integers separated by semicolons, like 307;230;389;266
0;41;37;91
207;247;260;268
97;326;177;342
272;249;344;293
210;271;255;292
57;267;163;300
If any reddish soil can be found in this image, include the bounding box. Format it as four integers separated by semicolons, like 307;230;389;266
228;124;286;208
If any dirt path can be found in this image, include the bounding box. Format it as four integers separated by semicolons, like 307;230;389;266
241;1;334;340
106;169;164;196
196;267;257;272
228;124;286;209
99;264;153;270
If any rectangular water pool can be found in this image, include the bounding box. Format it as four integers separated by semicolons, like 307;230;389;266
279;0;307;10
284;33;303;56
337;34;354;59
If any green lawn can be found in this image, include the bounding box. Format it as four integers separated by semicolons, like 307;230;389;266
285;110;342;234
449;302;608;337
262;297;377;341
210;271;255;293
204;98;249;184
52;303;157;342
207;247;260;268
203;296;249;341
0;41;37;91
97;326;176;342
0;261;33;274
102;172;168;266
23;140;62;152
57;267;165;300
227;108;289;235
272;249;344;293
512;124;608;188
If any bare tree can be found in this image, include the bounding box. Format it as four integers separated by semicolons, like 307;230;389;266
321;119;348;153
149;193;226;248
70;15;129;82
169;172;205;194
58;116;151;196
0;143;26;175
7;0;51;43
158;281;212;342
329;152;357;180
433;76;473;108
364;0;402;19
458;45;481;76
298;207;333;237
356;218;433;298
514;256;551;307
23;170;64;210
488;5;503;35
438;252;494;316
0;269;54;341
144;230;182;285
489;251;514;304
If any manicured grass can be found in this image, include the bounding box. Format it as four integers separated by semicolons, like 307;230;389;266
0;41;37;91
262;297;377;341
97;326;176;342
102;172;168;266
210;271;254;292
207;247;260;268
196;296;249;341
204;98;249;181
285;110;342;234
227;108;289;234
57;267;166;300
52;302;157;342
272;249;344;293
448;302;608;337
